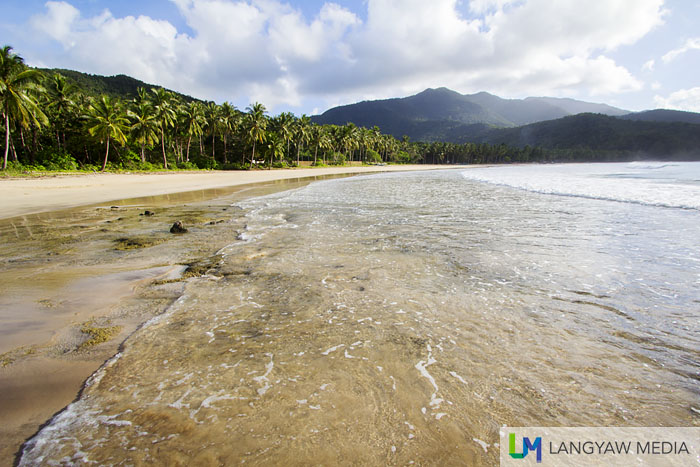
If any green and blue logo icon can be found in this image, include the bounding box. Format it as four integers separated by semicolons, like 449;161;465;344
509;432;543;463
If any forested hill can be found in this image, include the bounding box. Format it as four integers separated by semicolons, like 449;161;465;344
619;109;700;124
474;113;700;161
312;87;630;141
37;68;198;102
312;87;700;160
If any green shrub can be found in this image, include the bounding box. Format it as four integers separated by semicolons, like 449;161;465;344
220;162;247;170
328;152;346;165
177;161;198;170
365;149;382;163
37;150;79;171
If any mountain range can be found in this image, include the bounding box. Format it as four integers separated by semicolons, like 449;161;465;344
40;68;700;160
312;88;700;151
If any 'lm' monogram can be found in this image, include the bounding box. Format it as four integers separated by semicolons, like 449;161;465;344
509;433;542;463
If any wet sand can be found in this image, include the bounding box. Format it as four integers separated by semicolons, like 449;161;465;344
0;166;458;465
0;165;451;219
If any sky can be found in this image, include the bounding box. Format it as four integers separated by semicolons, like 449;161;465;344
1;0;699;115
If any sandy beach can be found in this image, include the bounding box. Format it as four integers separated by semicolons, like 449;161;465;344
0;165;460;464
0;165;451;220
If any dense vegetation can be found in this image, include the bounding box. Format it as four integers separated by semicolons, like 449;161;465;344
315;87;700;161
1;46;425;173
474;113;700;161
312;87;630;141
3;45;700;173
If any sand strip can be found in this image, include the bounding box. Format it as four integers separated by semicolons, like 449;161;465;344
0;165;456;219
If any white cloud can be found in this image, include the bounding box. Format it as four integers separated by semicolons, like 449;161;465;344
642;59;655;71
654;87;700;112
661;37;700;63
25;0;667;112
29;1;80;44
29;1;191;87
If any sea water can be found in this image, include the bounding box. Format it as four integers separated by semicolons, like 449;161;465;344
20;163;700;465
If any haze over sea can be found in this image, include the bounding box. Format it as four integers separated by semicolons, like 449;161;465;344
21;163;700;465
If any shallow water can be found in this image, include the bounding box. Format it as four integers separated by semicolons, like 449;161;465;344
19;167;700;465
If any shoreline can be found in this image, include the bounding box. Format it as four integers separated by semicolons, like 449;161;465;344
2;165;458;464
0;165;463;220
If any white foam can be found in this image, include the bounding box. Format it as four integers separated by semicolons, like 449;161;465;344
415;344;443;411
252;353;274;396
473;438;490;453
321;344;345;355
462;162;700;210
449;371;468;386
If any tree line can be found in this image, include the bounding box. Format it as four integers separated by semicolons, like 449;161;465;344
2;45;589;172
2;46;427;172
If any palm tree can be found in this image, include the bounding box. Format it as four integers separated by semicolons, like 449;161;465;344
245;102;267;168
150;88;176;168
219;102;237;164
86;95;129;171
205;101;221;162
180;101;204;162
265;132;285;169
44;73;78;152
309;124;331;165
1;46;48;169
340;123;358;163
128;101;158;163
294;115;311;165
273;112;295;162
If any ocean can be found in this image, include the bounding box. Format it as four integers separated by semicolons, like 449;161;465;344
20;162;700;465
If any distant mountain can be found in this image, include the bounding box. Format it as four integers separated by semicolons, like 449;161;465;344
312;87;630;141
619;109;700;124
38;68;198;102
312;88;507;137
473;113;700;160
525;96;629;117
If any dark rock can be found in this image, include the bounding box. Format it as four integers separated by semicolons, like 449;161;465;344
140;210;155;216
170;221;188;234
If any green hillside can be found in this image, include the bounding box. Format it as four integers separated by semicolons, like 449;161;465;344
37;68;198;102
312;87;630;141
476;113;700;160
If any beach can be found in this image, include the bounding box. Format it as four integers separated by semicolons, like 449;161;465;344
0;165;453;464
3;163;699;465
0;165;449;219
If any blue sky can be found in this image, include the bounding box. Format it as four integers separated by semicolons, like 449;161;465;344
1;0;699;115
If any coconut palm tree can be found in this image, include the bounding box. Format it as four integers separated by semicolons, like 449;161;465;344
294;115;311;165
180;101;204;162
44;73;78;152
245;102;267;168
273;112;295;162
150;88;176;168
265;132;285;169
309;124;331;165
340;123;358;163
204;101;221;162
128;100;158;163
86;95;129;171
219;101;238;164
1;46;48;169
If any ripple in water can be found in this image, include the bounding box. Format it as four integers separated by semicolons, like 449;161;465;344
21;168;700;465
